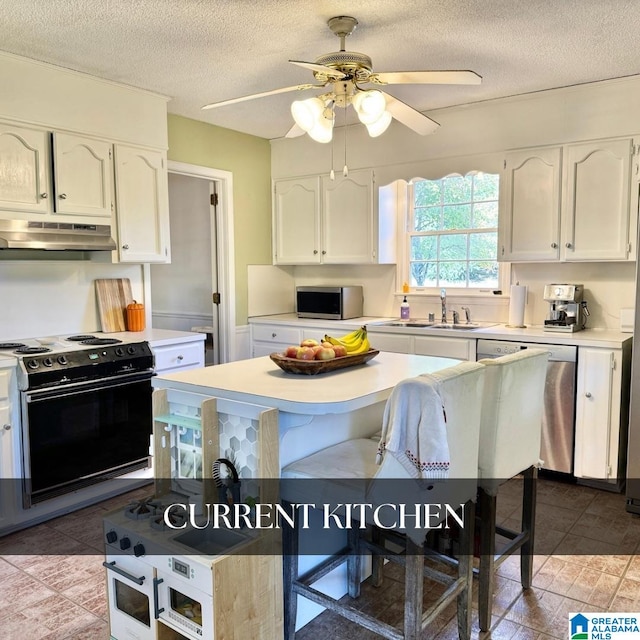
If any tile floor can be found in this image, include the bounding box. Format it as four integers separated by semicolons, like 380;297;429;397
1;478;640;639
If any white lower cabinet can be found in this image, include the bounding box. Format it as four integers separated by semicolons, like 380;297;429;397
0;363;18;530
151;338;205;374
251;324;302;357
574;346;630;486
367;329;475;361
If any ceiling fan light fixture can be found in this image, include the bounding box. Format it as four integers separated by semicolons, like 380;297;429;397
307;110;334;143
365;110;392;137
352;89;387;124
291;97;325;132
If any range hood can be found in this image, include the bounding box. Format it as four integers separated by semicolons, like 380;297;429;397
0;220;117;251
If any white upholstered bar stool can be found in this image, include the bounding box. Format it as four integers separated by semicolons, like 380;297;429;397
280;361;485;640
475;348;549;632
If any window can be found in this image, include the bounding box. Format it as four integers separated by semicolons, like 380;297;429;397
407;172;500;289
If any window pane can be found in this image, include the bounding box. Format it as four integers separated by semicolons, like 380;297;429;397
443;204;471;229
439;234;467;260
410;235;437;260
410;262;437;287
472;173;499;201
469;232;497;260
469;261;499;287
439;262;468;287
414;206;440;231
473;201;499;228
414;180;441;207
443;175;472;204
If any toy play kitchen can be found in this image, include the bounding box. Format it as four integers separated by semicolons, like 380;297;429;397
102;389;282;640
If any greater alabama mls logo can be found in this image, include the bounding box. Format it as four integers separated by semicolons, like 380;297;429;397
570;613;640;640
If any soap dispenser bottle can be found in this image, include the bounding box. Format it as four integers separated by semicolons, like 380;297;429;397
400;296;410;320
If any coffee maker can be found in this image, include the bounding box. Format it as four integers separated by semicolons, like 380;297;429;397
543;284;589;332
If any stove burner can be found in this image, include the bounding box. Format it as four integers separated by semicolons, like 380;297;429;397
81;338;122;346
0;342;26;350
150;507;188;531
66;335;97;341
124;497;164;520
15;346;51;355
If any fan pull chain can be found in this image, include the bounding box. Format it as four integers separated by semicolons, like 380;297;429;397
330;126;335;180
343;106;348;177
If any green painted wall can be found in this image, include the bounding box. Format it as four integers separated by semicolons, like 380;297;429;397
167;113;272;325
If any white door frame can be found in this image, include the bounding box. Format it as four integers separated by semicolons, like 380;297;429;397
166;160;236;363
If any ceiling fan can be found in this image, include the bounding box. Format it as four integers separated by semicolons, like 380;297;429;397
201;16;482;141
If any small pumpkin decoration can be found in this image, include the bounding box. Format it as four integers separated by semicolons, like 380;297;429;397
126;300;146;332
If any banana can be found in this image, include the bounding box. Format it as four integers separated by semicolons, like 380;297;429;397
347;335;370;354
324;327;370;353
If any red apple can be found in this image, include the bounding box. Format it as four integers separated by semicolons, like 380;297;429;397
315;346;336;361
296;346;316;360
300;338;319;348
284;345;299;358
332;344;347;358
312;345;324;355
321;341;333;349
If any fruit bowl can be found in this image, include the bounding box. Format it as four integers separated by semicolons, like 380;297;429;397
269;349;379;375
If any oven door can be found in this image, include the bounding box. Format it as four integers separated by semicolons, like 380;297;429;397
104;553;156;640
21;372;153;507
155;568;214;640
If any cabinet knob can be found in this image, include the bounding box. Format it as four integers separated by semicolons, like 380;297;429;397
122;244;129;250
177;355;184;361
551;242;558;249
59;193;67;200
2;424;10;431
585;392;592;398
313;250;318;255
322;250;326;255
565;242;573;249
40;192;48;199
272;332;277;338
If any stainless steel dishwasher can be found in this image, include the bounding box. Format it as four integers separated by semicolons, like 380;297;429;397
476;339;578;475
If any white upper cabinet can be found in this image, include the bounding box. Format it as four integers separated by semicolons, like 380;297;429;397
0;123;51;215
273;176;321;264
114;144;170;263
52;132;112;218
273;169;393;265
500;137;634;262
562;138;632;261
499;147;562;261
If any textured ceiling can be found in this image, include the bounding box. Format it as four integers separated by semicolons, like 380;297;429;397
1;0;639;140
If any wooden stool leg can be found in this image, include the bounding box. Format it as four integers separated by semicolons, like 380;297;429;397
457;500;475;640
478;488;497;632
347;524;361;598
370;525;384;587
281;501;298;640
404;538;424;640
521;466;538;589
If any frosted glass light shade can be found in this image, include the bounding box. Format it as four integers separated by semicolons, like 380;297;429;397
291;97;324;132
352;90;387;124
308;112;334;143
365;110;392;137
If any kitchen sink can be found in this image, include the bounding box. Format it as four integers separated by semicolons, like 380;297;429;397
172;526;250;555
376;321;496;331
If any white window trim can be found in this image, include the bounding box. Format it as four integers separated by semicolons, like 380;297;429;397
397;174;509;297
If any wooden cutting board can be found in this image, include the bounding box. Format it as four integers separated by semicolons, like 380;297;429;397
95;278;133;332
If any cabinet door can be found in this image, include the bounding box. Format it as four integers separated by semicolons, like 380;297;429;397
322;169;374;263
574;348;619;480
273;177;320;264
52;132;112;217
499;147;561;261
114;145;170;263
0;124;51;215
562;138;632;261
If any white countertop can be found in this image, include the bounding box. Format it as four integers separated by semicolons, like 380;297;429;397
97;328;206;347
249;313;632;349
153;351;460;415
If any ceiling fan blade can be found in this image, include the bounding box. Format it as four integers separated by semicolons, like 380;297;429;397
371;70;482;85
201;84;321;110
383;92;440;136
289;60;347;79
285;123;306;138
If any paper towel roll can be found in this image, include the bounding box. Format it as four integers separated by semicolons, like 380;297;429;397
508;285;527;327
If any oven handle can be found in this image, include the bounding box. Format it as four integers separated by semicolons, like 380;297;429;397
102;560;146;586
153;577;165;619
25;371;154;402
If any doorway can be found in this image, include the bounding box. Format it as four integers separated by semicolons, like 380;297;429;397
149;161;235;363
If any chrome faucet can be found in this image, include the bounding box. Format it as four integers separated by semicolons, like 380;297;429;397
461;306;472;324
440;288;447;323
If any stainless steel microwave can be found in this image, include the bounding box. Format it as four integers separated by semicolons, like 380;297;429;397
296;286;364;320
